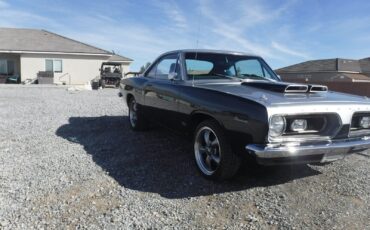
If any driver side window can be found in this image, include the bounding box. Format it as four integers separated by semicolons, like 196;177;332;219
146;54;180;80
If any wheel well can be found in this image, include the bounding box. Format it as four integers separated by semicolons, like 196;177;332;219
190;113;220;132
126;94;134;106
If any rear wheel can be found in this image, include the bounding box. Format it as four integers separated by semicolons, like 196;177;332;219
128;97;148;131
194;120;241;180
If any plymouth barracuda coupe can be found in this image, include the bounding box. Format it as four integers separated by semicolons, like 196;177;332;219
119;50;370;180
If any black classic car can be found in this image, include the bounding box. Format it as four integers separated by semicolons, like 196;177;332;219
119;50;370;180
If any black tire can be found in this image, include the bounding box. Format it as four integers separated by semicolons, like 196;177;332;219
193;120;241;180
128;97;148;131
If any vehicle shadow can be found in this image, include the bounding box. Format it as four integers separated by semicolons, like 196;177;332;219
56;116;321;199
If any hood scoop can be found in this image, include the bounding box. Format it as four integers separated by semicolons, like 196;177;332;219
309;85;328;92
241;82;328;93
285;85;308;93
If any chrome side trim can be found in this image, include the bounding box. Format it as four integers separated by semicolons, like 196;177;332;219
349;129;370;137
246;136;370;163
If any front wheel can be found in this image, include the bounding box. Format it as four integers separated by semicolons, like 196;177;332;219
128;97;148;131
194;120;241;180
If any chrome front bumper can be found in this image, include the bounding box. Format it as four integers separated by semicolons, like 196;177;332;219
246;136;370;165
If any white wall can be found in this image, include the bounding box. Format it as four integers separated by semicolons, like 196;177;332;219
121;63;130;75
20;53;130;85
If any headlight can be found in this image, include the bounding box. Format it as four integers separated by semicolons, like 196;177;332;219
360;116;370;129
269;115;286;137
290;119;307;132
350;113;370;137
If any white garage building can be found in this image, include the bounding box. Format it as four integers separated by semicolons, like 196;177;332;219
0;28;132;85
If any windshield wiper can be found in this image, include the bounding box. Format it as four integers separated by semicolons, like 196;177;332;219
213;73;243;81
210;73;273;82
240;74;273;82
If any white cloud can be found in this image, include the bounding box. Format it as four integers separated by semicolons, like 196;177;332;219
154;1;188;30
210;24;275;58
0;0;309;70
271;41;310;59
0;1;62;29
196;0;312;66
0;1;190;69
0;0;8;8
58;13;194;69
197;0;281;58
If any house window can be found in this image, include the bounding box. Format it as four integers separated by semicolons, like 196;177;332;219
0;59;15;75
45;59;63;73
0;60;7;74
53;60;62;72
45;60;53;72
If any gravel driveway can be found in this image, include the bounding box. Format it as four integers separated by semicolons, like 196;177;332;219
0;85;369;229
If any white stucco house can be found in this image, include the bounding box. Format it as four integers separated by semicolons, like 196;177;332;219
0;28;132;85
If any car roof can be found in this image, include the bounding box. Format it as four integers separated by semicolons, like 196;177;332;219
143;49;265;76
161;49;261;58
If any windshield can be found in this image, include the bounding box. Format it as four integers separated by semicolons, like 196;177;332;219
184;52;279;81
102;64;122;74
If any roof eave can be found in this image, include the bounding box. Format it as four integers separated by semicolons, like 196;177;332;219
0;50;112;57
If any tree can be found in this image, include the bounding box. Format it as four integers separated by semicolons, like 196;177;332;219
139;66;145;73
139;62;151;73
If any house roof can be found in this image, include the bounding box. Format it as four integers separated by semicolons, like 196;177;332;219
108;54;133;62
0;28;131;60
276;59;337;72
276;58;363;73
281;72;370;82
341;73;370;82
359;58;370;73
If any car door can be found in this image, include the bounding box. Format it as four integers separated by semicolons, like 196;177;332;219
143;53;182;129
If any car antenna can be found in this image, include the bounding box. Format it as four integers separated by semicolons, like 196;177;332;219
192;51;198;87
193;6;202;87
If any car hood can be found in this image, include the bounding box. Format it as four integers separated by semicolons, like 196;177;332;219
192;81;370;107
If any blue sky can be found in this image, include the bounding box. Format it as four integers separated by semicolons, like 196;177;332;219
1;0;370;71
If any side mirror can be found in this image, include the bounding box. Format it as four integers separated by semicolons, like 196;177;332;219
277;75;282;81
168;72;178;81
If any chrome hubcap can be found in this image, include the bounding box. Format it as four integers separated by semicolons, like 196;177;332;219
129;100;138;127
194;127;221;175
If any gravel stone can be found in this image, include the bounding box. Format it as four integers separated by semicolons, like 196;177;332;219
0;85;369;229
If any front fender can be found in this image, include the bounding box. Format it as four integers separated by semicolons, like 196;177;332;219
178;85;269;144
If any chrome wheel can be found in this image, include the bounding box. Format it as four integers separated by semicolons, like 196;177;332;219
194;126;221;176
129;99;138;128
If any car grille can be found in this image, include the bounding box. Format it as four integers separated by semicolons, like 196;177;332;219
269;113;341;143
